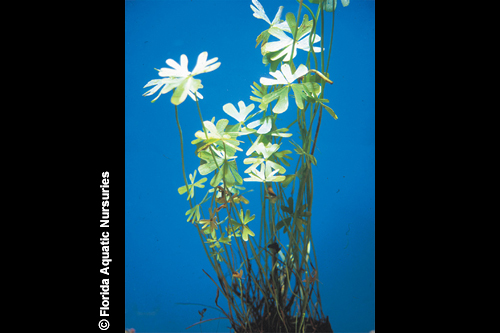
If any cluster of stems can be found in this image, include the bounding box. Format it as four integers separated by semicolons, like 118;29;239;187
171;1;340;332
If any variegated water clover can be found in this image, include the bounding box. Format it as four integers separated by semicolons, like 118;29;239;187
177;170;207;201
251;0;289;55
192;118;244;187
258;63;321;114
223;101;273;135
142;0;350;331
251;0;286;29
251;0;322;72
222;101;255;126
143;51;220;105
261;14;321;63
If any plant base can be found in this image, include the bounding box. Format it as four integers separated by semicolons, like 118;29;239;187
235;315;333;333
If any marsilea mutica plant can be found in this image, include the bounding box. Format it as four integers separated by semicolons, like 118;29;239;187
143;0;349;331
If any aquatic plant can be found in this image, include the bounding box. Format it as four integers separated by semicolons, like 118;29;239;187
144;0;349;331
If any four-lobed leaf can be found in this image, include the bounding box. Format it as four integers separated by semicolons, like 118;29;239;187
259;64;321;114
251;0;290;51
244;162;286;183
178;170;207;200
148;1;342;244
230;209;256;241
194;119;243;154
143;52;220;105
262;14;321;62
223;101;255;124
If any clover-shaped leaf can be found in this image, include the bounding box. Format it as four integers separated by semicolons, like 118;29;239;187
178;170;207;200
210;248;224;262
274;150;293;167
291;140;317;166
247;116;273;135
259;64;312;114
233;209;255;241
199;207;219;238
143;52;220;105
240;209;255;225
249;141;280;159
303;92;337;120
262;15;321;62
206;229;232;248
251;0;283;26
194;119;243;153
270;127;293;138
242;224;255;241
226;224;242;239
197;149;243;187
244;159;284;175
231;194;250;205
244;136;287;175
184;188;211;223
260;63;308;86
244;162;286;183
211;160;243;187
223;101;255;124
250;81;270;110
185;205;201;223
251;0;290;50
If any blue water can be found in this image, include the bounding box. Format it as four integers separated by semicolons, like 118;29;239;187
125;1;374;332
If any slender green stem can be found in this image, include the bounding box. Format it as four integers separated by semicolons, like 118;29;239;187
174;105;216;271
289;0;304;71
301;0;320;71
326;7;335;74
310;6;333;157
195;94;221;172
321;5;325;74
174;105;193;209
170;1;340;329
310;106;322;156
195;93;207;137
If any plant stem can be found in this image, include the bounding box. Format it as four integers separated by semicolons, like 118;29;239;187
174;104;216;272
326;6;335;74
291;0;304;61
195;94;221;172
174;105;193;209
310;105;322;156
312;4;336;157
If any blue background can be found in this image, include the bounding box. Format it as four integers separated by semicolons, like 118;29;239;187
125;0;374;332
